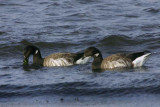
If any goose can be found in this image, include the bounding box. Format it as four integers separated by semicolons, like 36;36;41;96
23;45;91;66
82;47;151;70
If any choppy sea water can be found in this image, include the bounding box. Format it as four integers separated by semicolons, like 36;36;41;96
0;0;160;106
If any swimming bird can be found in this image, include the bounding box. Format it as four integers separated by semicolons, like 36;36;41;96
83;47;151;70
23;45;91;66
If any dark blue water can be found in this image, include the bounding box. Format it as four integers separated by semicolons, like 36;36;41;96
0;0;160;106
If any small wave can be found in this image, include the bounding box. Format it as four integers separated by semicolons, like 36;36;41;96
0;2;27;7
20;40;79;49
97;34;160;51
1;82;160;98
0;82;96;97
144;8;160;13
140;24;160;31
98;35;136;46
69;26;101;35
0;39;79;51
0;32;5;35
76;0;99;4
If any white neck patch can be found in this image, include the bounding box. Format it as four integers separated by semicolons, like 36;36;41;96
94;53;99;57
35;50;38;54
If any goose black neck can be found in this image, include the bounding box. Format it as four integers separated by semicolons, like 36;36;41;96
33;50;44;66
74;53;84;62
92;52;103;70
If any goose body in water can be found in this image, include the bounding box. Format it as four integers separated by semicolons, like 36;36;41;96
23;45;91;66
82;47;151;70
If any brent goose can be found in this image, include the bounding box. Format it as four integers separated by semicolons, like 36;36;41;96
82;47;151;70
23;45;91;66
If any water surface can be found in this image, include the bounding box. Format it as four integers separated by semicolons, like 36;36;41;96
0;0;160;106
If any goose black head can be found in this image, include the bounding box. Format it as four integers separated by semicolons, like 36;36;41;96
23;45;40;65
84;47;102;58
